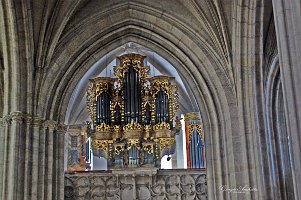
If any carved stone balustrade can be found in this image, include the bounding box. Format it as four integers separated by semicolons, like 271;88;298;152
64;169;207;200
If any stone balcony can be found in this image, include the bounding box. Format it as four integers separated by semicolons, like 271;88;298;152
65;169;207;200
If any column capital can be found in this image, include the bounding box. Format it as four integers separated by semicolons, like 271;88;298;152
44;120;57;130
32;116;43;127
10;111;25;123
24;115;33;124
57;124;67;134
3;115;11;126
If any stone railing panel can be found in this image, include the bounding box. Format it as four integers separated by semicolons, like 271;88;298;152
65;169;207;200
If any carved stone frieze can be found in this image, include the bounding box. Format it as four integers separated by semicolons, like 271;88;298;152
65;169;207;200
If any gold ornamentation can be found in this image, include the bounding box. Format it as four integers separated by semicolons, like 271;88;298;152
154;139;160;159
150;76;179;122
153;122;170;131
108;143;113;160
159;138;176;152
170;85;179;120
143;125;153;140
114;143;125;155
187;124;203;142
114;54;149;79
112;125;122;140
86;78;112;124
145;124;152;132
151;102;156;124
123;121;143;131
127;139;140;150
95;82;109;100
141;87;153;122
87;82;97;123
95;123;111;132
151;78;171;98
113;125;122;131
92;140;113;155
111;91;122;123
143;143;154;154
111;101;122;110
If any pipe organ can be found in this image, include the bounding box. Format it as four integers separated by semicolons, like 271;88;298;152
86;54;180;169
185;112;206;168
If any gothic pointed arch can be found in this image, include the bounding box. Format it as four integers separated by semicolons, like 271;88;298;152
36;6;239;199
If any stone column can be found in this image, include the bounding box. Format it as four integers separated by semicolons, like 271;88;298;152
37;124;46;200
30;117;42;200
57;124;67;200
23;115;32;200
44;120;56;200
1;115;11;199
0;114;65;200
1;112;23;200
0;118;4;200
272;0;301;199
11;112;25;200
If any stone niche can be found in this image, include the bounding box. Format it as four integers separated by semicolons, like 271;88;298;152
64;169;207;200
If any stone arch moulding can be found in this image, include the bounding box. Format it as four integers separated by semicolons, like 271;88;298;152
37;14;238;200
63;42;199;125
264;56;294;199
